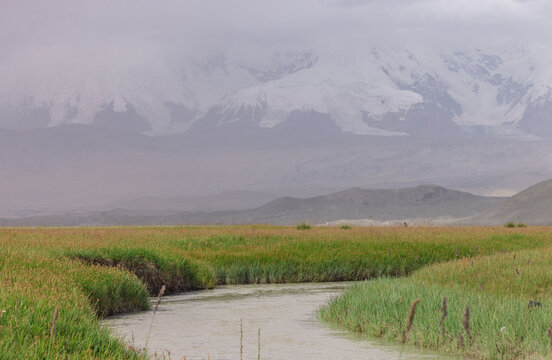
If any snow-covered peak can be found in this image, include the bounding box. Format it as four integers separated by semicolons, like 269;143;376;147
240;50;318;82
3;43;552;138
221;47;425;135
0;42;198;134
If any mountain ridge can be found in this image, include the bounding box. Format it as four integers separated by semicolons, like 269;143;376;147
3;46;552;139
0;184;505;226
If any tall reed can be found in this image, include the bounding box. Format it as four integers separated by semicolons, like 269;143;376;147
145;285;166;349
50;306;59;338
547;322;552;346
240;319;243;360
462;305;471;340
401;298;420;343
258;328;261;360
439;297;447;342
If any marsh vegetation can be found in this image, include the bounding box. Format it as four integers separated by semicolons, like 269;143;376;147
1;226;551;358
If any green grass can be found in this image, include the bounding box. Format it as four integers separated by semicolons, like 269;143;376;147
0;248;146;359
67;246;216;297
321;245;552;359
1;226;551;358
505;221;527;228
320;279;552;359
296;222;312;230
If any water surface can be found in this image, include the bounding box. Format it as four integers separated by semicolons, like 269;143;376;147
105;282;445;359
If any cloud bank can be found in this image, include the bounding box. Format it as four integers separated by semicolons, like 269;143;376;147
2;0;551;62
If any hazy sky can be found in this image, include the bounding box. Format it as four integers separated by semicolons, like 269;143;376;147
2;0;550;129
2;0;552;214
2;0;551;63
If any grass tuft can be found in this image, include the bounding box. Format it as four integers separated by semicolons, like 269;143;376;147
296;222;312;230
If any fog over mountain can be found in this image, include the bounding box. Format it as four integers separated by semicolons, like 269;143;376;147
1;0;552;218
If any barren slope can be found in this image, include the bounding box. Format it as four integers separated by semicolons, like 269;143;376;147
466;179;552;225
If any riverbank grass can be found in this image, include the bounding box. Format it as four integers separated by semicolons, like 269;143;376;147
321;246;552;359
0;249;146;359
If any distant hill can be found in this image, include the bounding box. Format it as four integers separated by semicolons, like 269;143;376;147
228;185;505;225
465;179;552;225
0;185;504;226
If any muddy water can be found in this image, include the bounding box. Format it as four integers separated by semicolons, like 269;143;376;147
104;282;445;360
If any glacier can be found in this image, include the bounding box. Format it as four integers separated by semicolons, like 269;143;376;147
1;44;551;139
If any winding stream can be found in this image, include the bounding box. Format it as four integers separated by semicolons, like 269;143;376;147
105;282;445;359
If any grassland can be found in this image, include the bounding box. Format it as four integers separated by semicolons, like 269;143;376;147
0;226;551;359
321;237;552;359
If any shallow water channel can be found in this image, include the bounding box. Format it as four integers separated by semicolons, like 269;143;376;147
105;282;445;360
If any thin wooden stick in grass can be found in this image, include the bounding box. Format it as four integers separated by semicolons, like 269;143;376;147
439;297;447;341
50;305;59;338
145;284;166;349
401;298;420;343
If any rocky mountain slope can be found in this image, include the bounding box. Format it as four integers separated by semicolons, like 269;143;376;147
465;179;552;225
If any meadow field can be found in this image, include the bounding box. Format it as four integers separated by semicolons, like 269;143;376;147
1;226;551;359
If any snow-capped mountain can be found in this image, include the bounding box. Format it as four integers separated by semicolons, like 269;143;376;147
217;46;551;139
1;45;551;138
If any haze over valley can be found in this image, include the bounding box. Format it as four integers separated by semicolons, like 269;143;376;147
2;0;552;223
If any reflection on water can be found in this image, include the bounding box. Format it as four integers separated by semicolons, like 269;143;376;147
104;282;446;359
